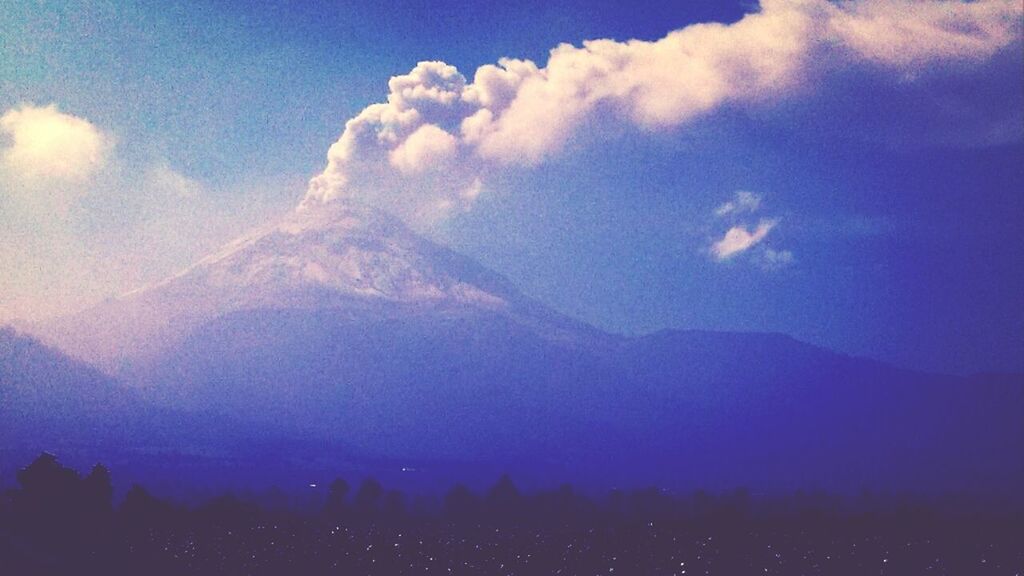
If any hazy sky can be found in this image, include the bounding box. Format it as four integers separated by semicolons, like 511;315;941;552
1;0;1022;374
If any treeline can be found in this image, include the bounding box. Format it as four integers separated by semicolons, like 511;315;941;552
2;453;1022;575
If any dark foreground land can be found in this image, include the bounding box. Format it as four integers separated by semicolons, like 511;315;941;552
1;454;1022;575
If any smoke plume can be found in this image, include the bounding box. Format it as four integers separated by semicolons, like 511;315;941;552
303;0;1022;224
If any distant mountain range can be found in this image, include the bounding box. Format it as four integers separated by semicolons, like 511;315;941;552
5;201;1022;495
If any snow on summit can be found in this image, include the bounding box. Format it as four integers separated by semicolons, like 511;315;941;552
36;199;570;375
172;200;513;309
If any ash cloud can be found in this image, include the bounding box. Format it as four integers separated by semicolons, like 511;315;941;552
303;0;1022;225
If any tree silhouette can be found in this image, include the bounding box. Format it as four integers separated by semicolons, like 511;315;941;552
486;474;522;521
83;463;113;514
15;453;82;533
1;453;1019;575
324;477;350;519
10;453;102;571
16;453;80;509
382;489;406;522
444;483;480;522
353;478;383;520
121;483;175;528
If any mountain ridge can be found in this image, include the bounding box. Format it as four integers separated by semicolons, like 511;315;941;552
12;201;1024;495
37;202;612;377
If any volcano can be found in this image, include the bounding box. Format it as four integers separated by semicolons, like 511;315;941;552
41;202;608;377
21;201;1024;494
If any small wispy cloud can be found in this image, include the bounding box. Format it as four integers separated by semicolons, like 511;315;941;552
709;190;791;265
761;247;795;269
146;163;204;199
715;191;762;217
711;219;778;261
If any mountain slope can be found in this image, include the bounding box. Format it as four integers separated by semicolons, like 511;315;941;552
40;202;608;377
25;202;1024;495
134;312;1024;493
0;327;142;448
0;327;393;495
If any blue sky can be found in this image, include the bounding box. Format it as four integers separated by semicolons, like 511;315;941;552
1;0;1022;374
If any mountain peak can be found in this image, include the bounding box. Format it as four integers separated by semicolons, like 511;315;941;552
139;202;518;312
37;202;586;374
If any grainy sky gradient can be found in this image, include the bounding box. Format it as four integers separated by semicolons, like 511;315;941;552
1;0;1022;374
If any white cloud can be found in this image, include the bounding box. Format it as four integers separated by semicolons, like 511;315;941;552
715;191;762;217
388;61;468;115
761;247;795;269
146;163;204;199
303;0;1022;224
388;124;458;174
828;0;1022;72
711;219;778;260
710;191;790;266
1;103;113;183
